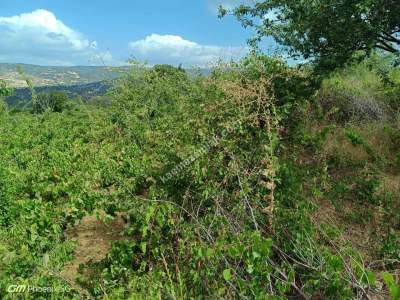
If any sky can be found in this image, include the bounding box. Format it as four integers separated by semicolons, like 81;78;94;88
0;0;271;67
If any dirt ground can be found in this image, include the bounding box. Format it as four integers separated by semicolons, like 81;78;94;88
60;211;126;284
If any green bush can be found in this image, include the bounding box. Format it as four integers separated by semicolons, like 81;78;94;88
33;90;71;114
318;54;399;122
0;80;13;97
0;100;7;115
0;80;13;115
1;57;396;299
153;64;187;78
92;58;370;299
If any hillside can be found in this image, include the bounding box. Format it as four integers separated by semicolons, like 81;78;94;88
1;63;212;106
0;63;212;89
0;63;125;88
1;0;399;298
5;81;112;106
0;56;399;299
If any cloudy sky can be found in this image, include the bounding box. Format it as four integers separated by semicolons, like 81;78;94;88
0;0;267;67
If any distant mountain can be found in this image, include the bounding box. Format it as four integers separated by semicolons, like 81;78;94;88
5;81;113;106
1;63;212;106
0;63;211;88
0;63;126;88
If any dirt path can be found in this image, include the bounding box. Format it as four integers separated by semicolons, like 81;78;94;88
61;211;126;283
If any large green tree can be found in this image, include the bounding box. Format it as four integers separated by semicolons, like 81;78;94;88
33;90;70;114
221;0;400;71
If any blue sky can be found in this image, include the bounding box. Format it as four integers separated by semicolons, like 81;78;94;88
0;0;269;66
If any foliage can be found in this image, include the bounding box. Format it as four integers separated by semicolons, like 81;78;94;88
0;100;7;115
105;57;285;298
17;65;38;106
0;57;399;299
33;91;71;114
221;0;400;72
0;80;13;97
318;53;400;122
153;64;187;78
0;80;13;114
382;272;400;300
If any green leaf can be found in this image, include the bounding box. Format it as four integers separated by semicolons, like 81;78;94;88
223;268;232;281
206;248;214;258
367;271;376;286
382;272;400;300
140;242;147;254
382;272;395;286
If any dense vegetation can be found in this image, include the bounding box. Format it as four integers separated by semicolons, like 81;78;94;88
0;2;399;298
0;53;399;299
221;0;400;72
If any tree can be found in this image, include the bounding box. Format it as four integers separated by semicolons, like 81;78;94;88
0;80;13;97
220;0;400;72
33;91;70;114
0;80;13;114
153;64;187;78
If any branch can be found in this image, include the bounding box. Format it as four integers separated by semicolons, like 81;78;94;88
375;44;397;53
380;32;400;45
376;39;399;53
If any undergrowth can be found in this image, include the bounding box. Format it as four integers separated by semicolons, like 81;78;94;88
0;55;399;299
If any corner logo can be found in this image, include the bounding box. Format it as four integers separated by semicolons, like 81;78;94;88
7;285;27;293
6;284;71;293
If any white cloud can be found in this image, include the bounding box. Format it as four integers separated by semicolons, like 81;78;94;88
0;9;116;66
128;34;248;67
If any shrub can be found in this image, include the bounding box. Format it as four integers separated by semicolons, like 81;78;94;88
319;73;383;122
318;54;399;123
153;64;187;78
385;67;400;112
0;80;13;97
33;91;70;114
0;80;13;115
98;57;369;299
0;100;7;115
2;56;396;299
104;57;303;298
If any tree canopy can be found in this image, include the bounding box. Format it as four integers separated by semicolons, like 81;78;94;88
33;90;70;114
220;0;400;72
